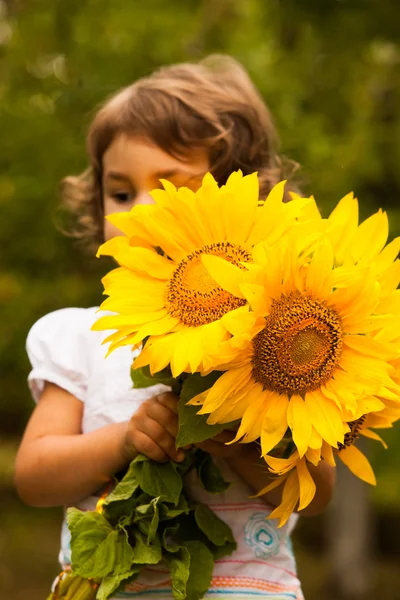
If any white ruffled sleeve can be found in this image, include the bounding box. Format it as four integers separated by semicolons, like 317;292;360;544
26;308;94;403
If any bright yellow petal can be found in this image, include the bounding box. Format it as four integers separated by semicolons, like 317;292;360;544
267;470;299;527
254;474;287;498
321;441;336;467
260;393;290;456
326;192;358;263
131;314;181;344
228;384;271;444
360;428;388;449
201;254;246;298
264;451;300;475
375;237;400;272
287;395;312;458
247;181;286;245
296;459;317;511
223;171;259;242
105;205;155;239
195;365;252;415
305;390;344;448
96;235;129;258
305;446;321;465
339;445;376;485
305;237;334;300
350;209;388;263
308;427;323;450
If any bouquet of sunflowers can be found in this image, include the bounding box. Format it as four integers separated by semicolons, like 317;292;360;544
53;172;400;600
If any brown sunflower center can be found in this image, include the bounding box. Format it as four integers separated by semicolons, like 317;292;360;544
165;242;251;326
338;416;366;451
252;291;343;395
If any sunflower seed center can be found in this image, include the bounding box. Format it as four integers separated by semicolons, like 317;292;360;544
338;415;366;451
166;242;250;326
252;291;343;395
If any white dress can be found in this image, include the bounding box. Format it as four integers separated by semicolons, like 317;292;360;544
27;307;305;600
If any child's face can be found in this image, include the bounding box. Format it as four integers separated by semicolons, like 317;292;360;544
102;134;209;241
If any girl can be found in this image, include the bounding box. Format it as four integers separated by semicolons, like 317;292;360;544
15;55;334;600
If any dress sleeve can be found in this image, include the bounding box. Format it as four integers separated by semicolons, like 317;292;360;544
26;308;94;403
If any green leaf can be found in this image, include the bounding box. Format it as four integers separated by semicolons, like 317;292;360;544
210;540;237;560
96;568;140;600
162;523;181;553
131;365;180;392
103;497;137;527
175;449;197;477
165;546;190;600
67;509;134;579
184;540;214;600
131;530;162;565
194;504;235;547
133;498;159;543
176;373;229;447
103;462;139;505
196;450;230;494
132;455;182;505
159;494;189;521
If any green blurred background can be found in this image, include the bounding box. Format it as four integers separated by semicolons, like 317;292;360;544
1;0;400;598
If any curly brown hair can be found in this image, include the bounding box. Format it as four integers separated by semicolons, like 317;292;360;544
61;54;298;248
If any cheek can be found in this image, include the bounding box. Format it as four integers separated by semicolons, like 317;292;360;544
104;219;124;242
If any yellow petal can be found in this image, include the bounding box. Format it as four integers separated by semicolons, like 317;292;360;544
306;446;322;466
201;254;246;298
267;470;299;527
339;444;376;485
254;474;287;498
287;395;312;458
350;209;388;262
228;384;271;444
105;206;154;240
296;459;317;511
196;365;252;415
321;441;336;467
260;393;290;455
264;451;300;475
309;427;323;450
360;428;388;449
96;235;129;258
223;172;259;242
327;192;358;262
247;181;286;245
305;238;334;300
305;390;344;448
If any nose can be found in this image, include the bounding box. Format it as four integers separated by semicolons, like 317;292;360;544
135;190;154;206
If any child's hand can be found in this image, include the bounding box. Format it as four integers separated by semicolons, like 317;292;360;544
123;391;185;464
195;431;248;460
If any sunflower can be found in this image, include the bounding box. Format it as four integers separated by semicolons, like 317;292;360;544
188;195;400;466
93;171;311;376
258;396;400;527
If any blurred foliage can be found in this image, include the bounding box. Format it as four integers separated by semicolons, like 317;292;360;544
1;0;400;504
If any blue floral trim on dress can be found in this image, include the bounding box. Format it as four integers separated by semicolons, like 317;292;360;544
61;518;72;564
244;513;282;559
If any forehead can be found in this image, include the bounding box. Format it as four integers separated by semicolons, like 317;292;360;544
103;133;209;176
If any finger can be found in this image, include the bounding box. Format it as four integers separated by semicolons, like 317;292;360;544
212;430;237;444
146;401;179;439
133;431;169;463
138;418;184;462
155;392;180;415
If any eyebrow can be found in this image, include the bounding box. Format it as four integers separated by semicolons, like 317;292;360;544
104;171;131;182
154;168;203;179
104;168;204;182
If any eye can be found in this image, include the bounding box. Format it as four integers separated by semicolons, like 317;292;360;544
111;191;135;204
